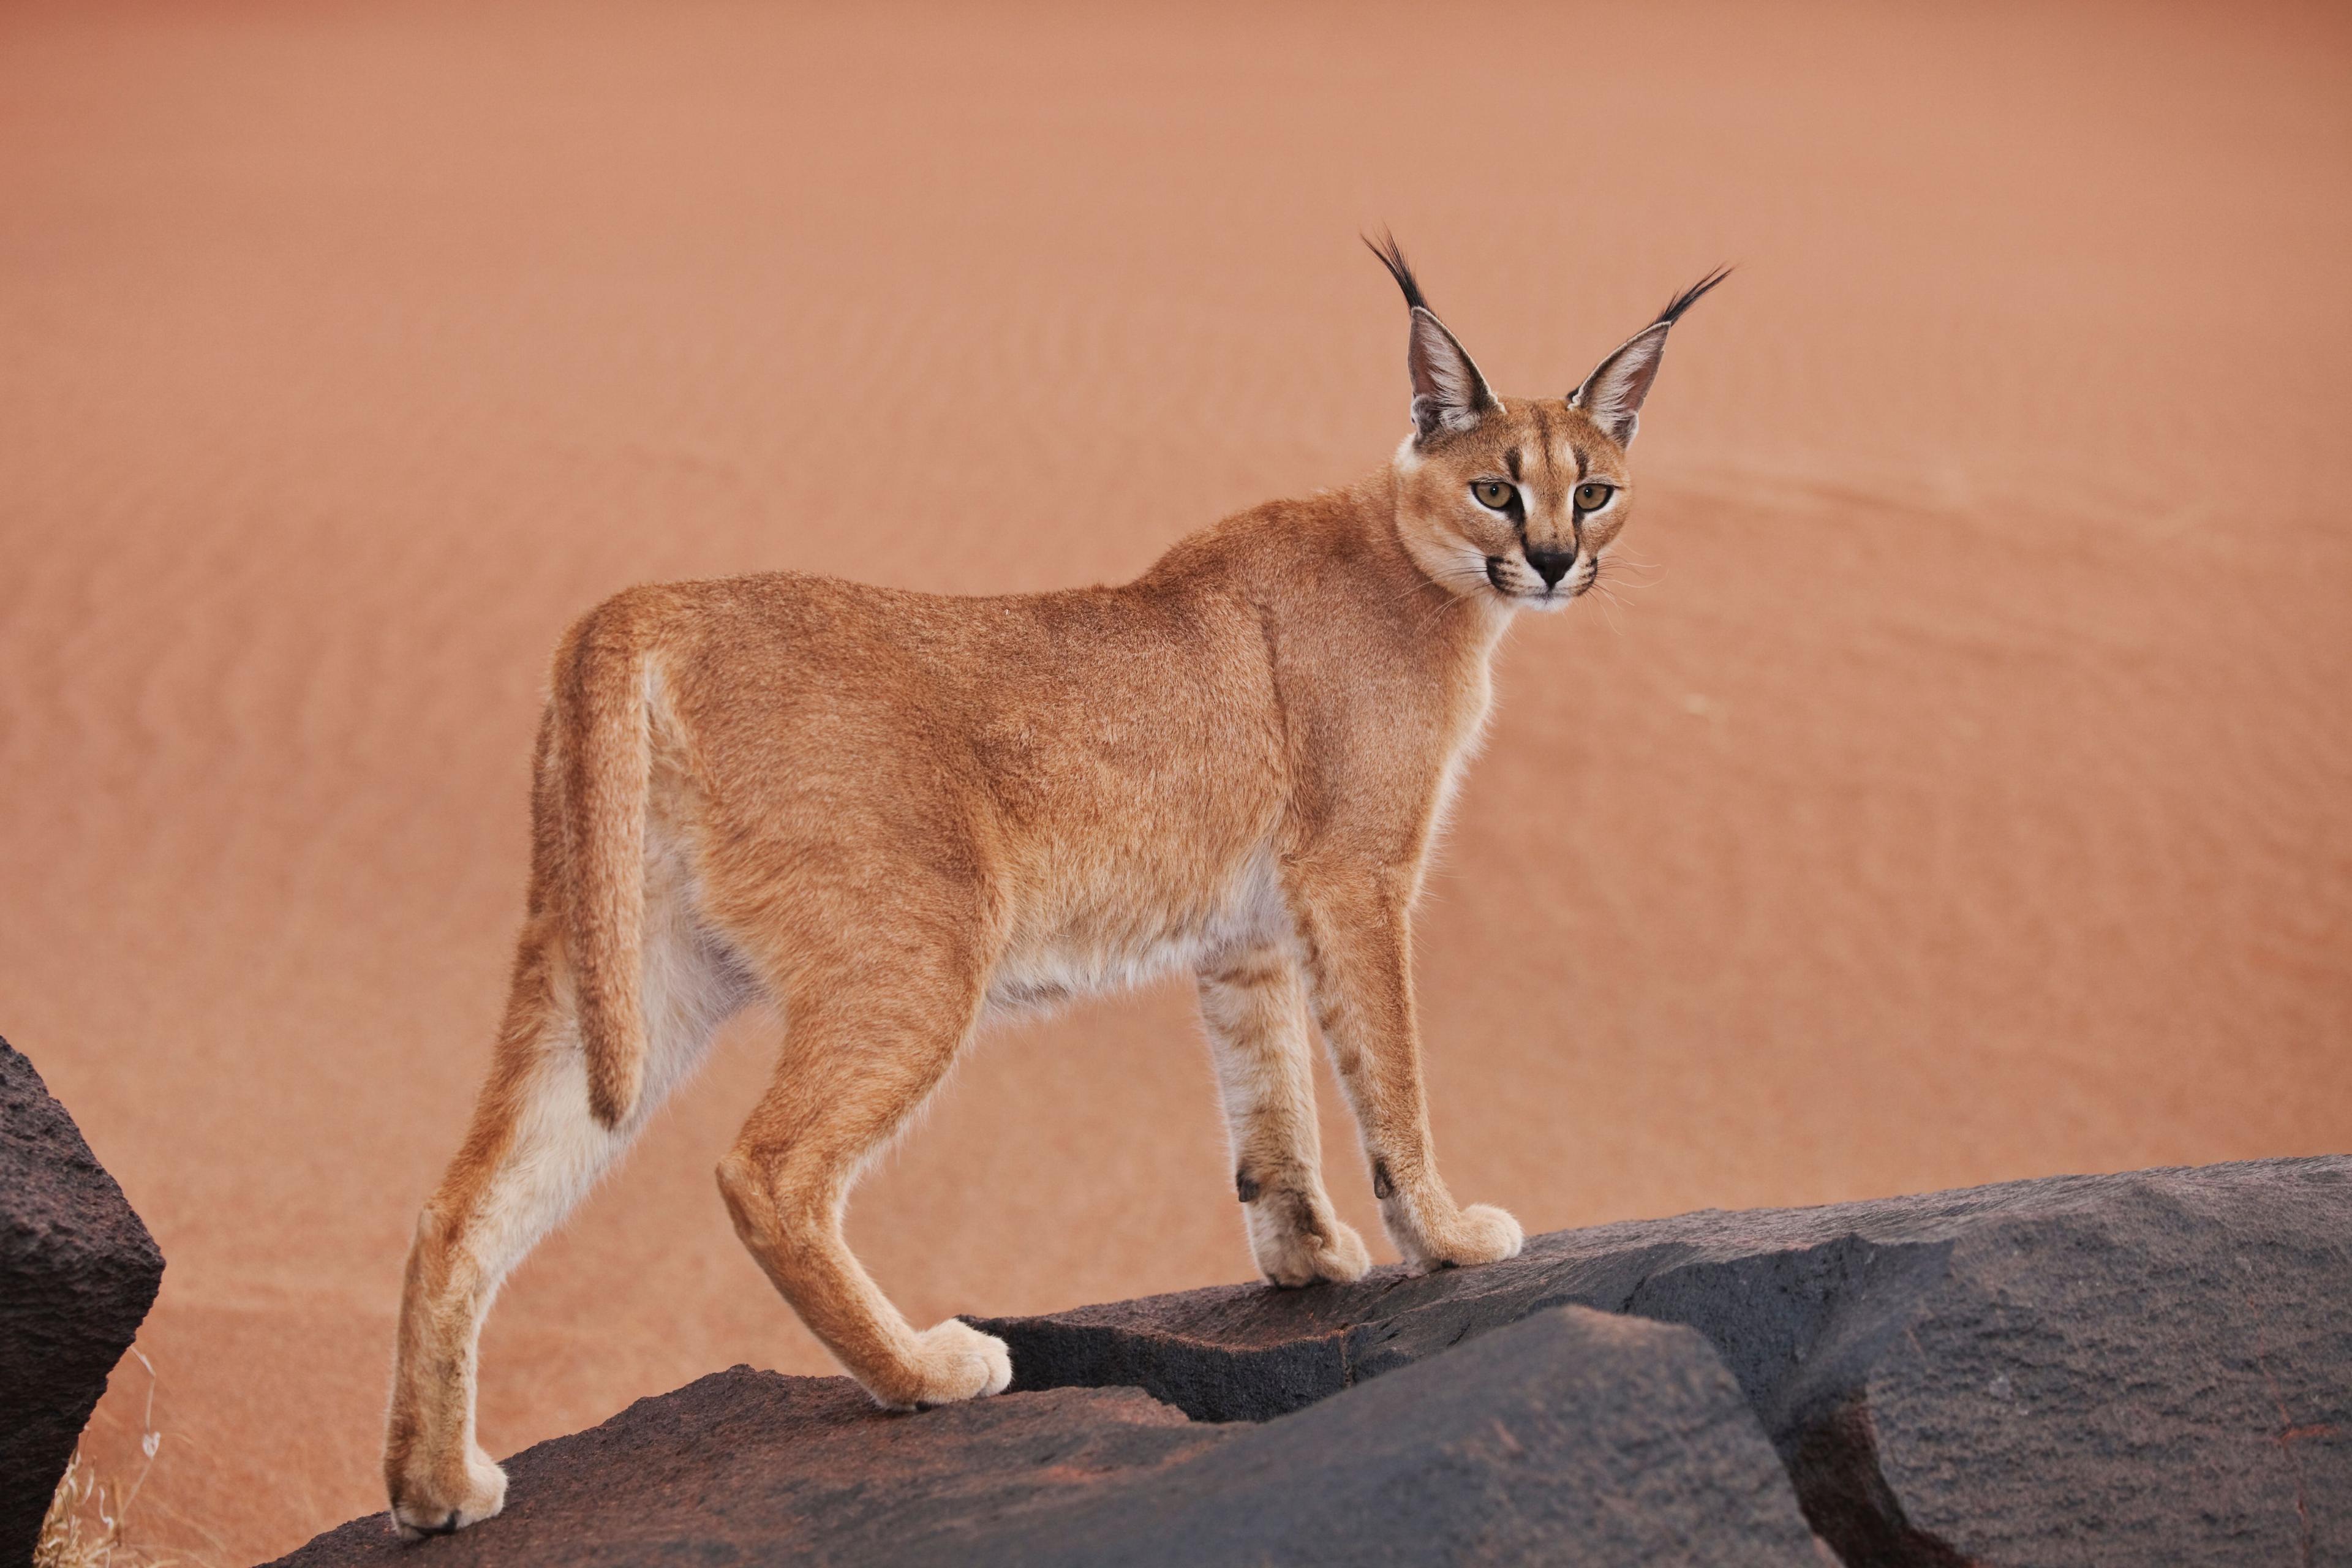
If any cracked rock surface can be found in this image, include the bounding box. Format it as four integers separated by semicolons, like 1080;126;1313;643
277;1156;2348;1567
978;1155;2352;1566
0;1035;167;1567
273;1306;1816;1566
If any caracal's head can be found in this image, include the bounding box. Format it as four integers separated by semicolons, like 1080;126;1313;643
1368;235;1726;613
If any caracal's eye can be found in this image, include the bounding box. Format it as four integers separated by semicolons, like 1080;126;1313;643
1472;480;1516;510
1574;481;1615;511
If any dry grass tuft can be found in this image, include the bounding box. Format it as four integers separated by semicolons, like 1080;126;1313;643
33;1347;189;1568
35;1450;109;1568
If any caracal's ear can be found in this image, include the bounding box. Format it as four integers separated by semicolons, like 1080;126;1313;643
1365;232;1500;443
1570;266;1732;447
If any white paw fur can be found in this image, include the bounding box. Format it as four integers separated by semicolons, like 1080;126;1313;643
1400;1202;1525;1275
389;1446;507;1539
1251;1208;1373;1287
896;1319;1013;1410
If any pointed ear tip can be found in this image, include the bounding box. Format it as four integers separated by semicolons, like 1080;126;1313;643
1408;304;1476;363
1571;321;1673;409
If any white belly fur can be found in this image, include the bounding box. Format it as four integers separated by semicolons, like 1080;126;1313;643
981;848;1291;1022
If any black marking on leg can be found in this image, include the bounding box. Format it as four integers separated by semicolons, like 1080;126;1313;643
1371;1159;1395;1200
411;1510;464;1537
1236;1170;1261;1204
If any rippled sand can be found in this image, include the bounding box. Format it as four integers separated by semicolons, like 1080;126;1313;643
4;2;2347;1559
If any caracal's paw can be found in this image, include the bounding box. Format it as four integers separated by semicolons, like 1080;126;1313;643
388;1446;507;1539
1403;1202;1525;1275
1254;1210;1373;1289
891;1319;1013;1411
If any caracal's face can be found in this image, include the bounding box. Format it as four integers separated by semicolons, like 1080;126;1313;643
1394;398;1630;614
1363;238;1722;616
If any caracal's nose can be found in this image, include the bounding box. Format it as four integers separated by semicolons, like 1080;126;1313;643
1525;549;1575;589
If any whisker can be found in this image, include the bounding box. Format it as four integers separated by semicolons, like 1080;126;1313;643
1586;566;1627;635
1599;548;1666;588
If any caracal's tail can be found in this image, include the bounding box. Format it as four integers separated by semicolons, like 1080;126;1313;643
552;608;653;1128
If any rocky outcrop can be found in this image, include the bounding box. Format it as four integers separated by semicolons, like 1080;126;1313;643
277;1156;2350;1567
277;1305;1817;1567
978;1156;2352;1566
0;1036;167;1567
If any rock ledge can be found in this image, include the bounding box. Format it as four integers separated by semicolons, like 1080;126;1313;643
279;1156;2351;1567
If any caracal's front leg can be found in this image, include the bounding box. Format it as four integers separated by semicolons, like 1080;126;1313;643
1196;944;1370;1287
1284;858;1523;1273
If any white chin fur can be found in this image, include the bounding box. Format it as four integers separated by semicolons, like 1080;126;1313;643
1504;558;1594;612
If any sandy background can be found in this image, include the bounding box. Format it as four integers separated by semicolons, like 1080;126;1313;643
4;1;2348;1559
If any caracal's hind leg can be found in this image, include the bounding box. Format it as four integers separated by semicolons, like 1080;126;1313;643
716;916;1011;1411
384;900;745;1537
1197;945;1370;1287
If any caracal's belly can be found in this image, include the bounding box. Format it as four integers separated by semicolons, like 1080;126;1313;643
983;841;1290;1019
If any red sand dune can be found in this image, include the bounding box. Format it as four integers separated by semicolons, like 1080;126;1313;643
3;2;2348;1560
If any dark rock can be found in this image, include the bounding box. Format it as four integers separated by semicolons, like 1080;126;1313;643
976;1306;1822;1568
0;1035;167;1567
272;1305;1818;1567
277;1372;1217;1567
271;1156;2352;1567
976;1156;2352;1566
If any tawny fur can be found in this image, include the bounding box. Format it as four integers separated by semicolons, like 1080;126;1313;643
382;244;1720;1536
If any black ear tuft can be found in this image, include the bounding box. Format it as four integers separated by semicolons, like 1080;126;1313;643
1363;229;1431;314
1569;266;1730;447
1365;233;1499;442
1654;265;1733;329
